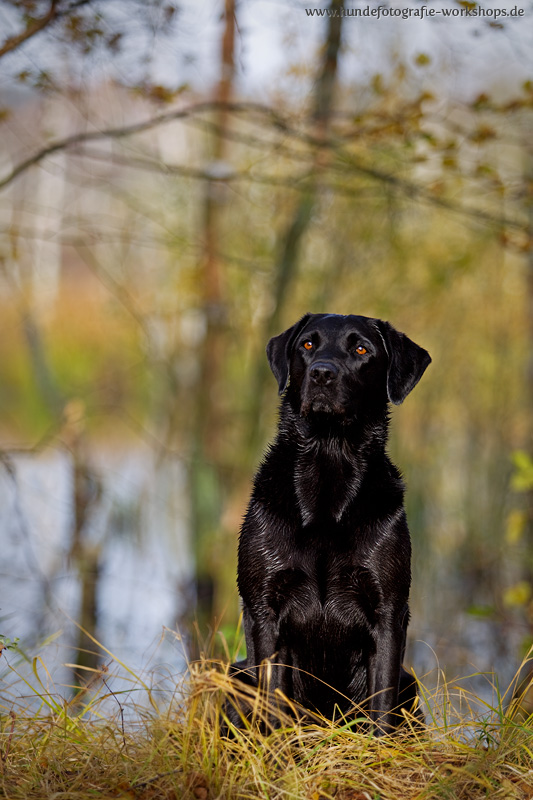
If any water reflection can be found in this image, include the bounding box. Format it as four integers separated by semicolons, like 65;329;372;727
0;445;191;709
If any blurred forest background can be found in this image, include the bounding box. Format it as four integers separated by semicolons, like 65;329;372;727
1;0;533;706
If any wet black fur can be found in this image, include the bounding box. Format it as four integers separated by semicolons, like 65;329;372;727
228;313;431;734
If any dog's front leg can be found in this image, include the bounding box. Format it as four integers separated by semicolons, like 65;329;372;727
367;622;403;736
251;615;291;728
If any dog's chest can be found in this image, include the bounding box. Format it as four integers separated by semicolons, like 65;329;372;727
294;443;362;525
270;549;381;635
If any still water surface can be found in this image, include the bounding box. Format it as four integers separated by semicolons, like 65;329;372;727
0;444;191;711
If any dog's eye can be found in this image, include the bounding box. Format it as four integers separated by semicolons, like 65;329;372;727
355;345;367;355
303;341;313;351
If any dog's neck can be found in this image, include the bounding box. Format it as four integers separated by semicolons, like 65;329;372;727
279;402;390;526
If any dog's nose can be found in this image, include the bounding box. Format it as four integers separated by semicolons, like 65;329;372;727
310;361;339;386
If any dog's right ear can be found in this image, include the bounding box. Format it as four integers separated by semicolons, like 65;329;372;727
267;314;312;395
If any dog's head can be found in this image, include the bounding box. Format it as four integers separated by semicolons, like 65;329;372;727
267;313;431;420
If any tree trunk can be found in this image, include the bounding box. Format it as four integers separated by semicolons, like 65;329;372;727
19;296;103;692
246;0;345;459
187;0;237;655
68;426;102;689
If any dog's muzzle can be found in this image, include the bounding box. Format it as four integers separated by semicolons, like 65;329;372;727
302;361;347;416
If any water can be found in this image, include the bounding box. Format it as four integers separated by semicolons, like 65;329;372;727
0;444;192;712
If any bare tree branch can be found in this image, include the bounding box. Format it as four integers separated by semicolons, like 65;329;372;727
0;0;96;59
184;115;529;233
0;101;275;191
0;95;527;238
76;139;528;235
0;0;59;59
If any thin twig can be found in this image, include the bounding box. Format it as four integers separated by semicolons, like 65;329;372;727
0;98;527;234
101;666;126;750
0;101;275;192
133;767;181;790
0;0;59;59
0;1;112;60
76;139;527;234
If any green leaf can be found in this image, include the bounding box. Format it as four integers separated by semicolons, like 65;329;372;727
466;605;495;618
0;635;20;651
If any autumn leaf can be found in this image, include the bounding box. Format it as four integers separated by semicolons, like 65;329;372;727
415;53;431;67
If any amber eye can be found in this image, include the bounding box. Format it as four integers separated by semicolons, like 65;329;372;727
355;345;367;355
303;341;313;350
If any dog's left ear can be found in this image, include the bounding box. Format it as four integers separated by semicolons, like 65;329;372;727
375;320;431;405
267;313;313;395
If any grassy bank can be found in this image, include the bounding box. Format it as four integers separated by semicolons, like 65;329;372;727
1;653;532;800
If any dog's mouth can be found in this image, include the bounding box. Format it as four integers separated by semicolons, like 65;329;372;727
300;391;347;418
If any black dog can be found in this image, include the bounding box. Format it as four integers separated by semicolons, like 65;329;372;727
228;313;431;734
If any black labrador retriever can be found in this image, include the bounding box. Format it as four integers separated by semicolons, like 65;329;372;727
228;313;431;734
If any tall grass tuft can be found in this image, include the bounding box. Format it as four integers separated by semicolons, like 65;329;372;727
1;639;532;799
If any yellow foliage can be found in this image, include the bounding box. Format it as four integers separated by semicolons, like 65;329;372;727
506;510;527;545
503;581;532;609
511;452;533;493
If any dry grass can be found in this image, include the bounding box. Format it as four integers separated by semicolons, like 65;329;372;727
1;644;533;800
